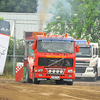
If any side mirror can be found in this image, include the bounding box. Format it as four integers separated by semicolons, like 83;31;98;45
76;45;79;53
96;48;98;55
32;43;35;50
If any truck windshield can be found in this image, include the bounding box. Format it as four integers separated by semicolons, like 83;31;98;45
38;40;74;53
76;47;92;57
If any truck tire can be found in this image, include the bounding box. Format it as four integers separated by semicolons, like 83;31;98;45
66;81;73;85
55;80;64;84
32;69;40;84
26;64;32;83
91;70;98;82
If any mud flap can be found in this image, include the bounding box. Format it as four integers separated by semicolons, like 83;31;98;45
15;62;23;82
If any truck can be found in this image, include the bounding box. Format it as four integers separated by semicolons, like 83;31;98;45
15;32;79;85
75;40;100;81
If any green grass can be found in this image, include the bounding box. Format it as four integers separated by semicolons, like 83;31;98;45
0;74;15;79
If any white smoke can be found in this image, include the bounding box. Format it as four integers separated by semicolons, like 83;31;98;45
37;0;55;31
37;0;71;31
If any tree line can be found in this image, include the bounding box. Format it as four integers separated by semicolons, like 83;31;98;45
0;0;100;42
44;0;100;43
0;0;37;13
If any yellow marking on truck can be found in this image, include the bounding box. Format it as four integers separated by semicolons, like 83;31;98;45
62;56;66;58
46;55;51;57
46;55;66;58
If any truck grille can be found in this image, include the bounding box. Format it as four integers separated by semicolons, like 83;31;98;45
38;58;73;67
75;67;86;73
76;61;89;67
76;61;89;63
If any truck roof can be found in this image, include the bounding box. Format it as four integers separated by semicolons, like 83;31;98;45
90;43;98;48
38;37;75;42
75;40;98;47
36;34;74;41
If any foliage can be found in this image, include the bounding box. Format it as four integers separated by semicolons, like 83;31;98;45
4;37;24;75
0;0;37;13
4;59;13;76
44;0;100;43
7;37;14;55
69;0;100;42
0;17;4;21
44;0;71;35
7;37;24;56
16;39;24;55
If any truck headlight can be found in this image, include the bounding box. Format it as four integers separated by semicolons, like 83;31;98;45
48;69;52;73
60;69;63;74
68;69;73;73
56;69;59;73
38;69;43;72
53;69;55;73
87;70;93;72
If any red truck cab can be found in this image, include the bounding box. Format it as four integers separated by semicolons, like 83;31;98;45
31;33;79;85
15;32;79;85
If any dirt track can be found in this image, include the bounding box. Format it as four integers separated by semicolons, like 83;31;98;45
0;79;100;100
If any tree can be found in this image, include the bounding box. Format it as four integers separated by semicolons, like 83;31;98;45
7;37;24;61
44;0;100;42
67;0;100;42
44;0;71;35
16;39;24;55
7;37;14;56
4;37;24;75
0;0;37;13
0;17;4;21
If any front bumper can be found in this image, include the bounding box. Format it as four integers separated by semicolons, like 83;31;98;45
35;72;75;80
75;67;96;78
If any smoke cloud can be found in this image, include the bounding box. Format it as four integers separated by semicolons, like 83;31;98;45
37;0;54;31
37;0;71;32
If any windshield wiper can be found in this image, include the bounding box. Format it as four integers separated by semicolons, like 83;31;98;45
48;49;62;53
48;49;73;54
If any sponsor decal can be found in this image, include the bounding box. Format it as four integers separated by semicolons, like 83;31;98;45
0;45;6;57
46;55;66;58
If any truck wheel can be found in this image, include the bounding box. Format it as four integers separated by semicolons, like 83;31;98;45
26;64;32;83
91;72;98;82
66;81;73;85
32;69;40;84
91;69;98;82
55;80;64;84
91;77;96;82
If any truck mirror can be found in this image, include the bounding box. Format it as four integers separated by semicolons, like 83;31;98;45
96;48;98;55
93;48;94;55
32;43;35;50
76;45;79;53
